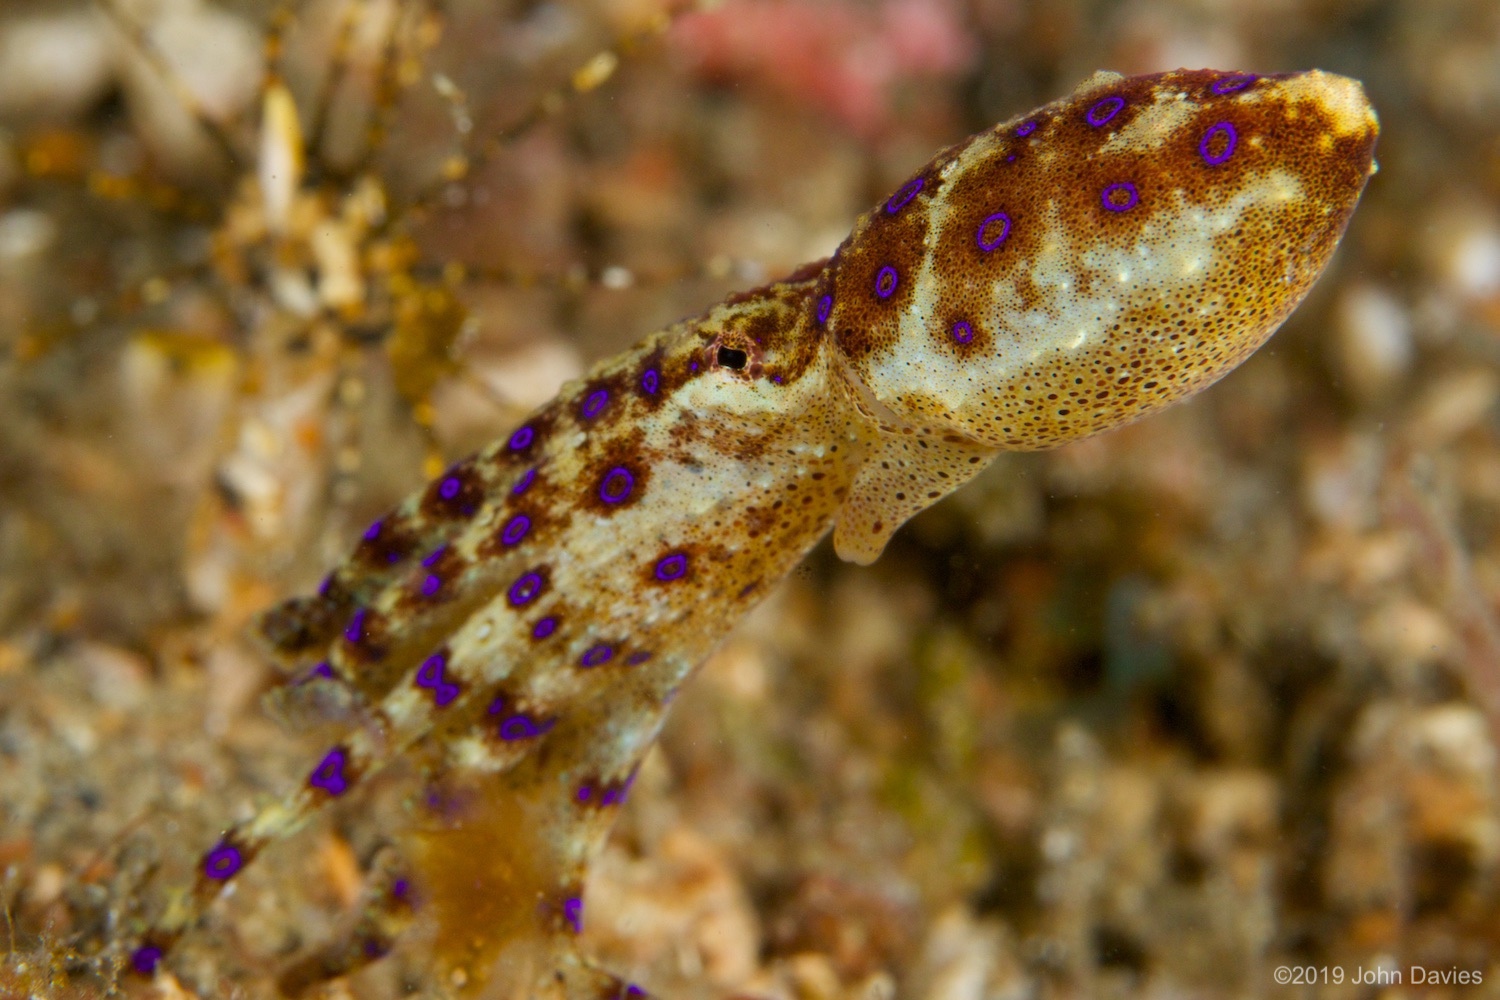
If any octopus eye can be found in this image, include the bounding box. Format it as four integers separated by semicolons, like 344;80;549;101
717;346;748;370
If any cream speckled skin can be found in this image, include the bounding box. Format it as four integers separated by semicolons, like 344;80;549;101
125;68;1377;997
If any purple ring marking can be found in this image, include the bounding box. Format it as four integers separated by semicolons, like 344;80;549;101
599;467;634;504
501;514;531;546
507;572;543;606
513;468;536;496
886;177;924;214
420;574;442;598
874;266;898;300
1087;95;1125;127
499;713;552;741
415;653;461;706
641;368;660;395
581;389;609;420
131;945;163;975
507;425;534;452
1199;121;1238;166
1211;73;1257;95
300;660;334;683
203;843;243;881
416;651;446;689
625;987;646;998
654;552;688;582
439;477;461;500
951;320;974;345
421;545;446;567
533;616;558;640
581;644;615;668
626;651;653;665
816;294;832;325
344;608;366;644
976;212;1012;251
363;520;382;541
1017;120;1037;137
563;896;583;934
577;784;593;802
309;747;350;796
1101;182;1140;212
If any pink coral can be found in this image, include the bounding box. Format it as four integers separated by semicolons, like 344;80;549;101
672;0;976;137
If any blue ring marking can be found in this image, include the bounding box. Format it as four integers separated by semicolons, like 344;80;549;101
952;320;974;345
1211;73;1257;94
641;368;660;395
203;843;243;880
507;425;534;451
627;651;653;665
874;266;898;300
816;294;832;325
886;176;924;214
599;467;634;504
299;660;334;684
654;552;688;581
420;574;442;598
501;514;531;546
533;616;558;639
976;212;1012;251
421;545;446;567
563;896;583;934
362;519;382;541
416;651;447;689
344;608;366;644
507;572;543;606
1017;120;1037;137
1101;182;1140;212
1086;95;1125;126
498;713;553;741
308;747;350;796
581;388;609;419
512;467;536;496
439;476;461;500
581;644;615;668
1199;121;1238;165
131;945;164;975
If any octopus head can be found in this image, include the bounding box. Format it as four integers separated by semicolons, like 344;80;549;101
820;68;1379;450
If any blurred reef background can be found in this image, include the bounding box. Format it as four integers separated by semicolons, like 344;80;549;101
1;0;1499;997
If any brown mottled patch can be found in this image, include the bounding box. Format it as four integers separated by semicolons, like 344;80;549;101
351;514;421;572
828;158;937;364
633;346;670;412
420;456;485;519
575;428;653;515
493;403;559;464
392;543;467;612
575;370;631;425
258;592;351;657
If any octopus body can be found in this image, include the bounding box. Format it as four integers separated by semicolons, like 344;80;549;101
126;68;1378;997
